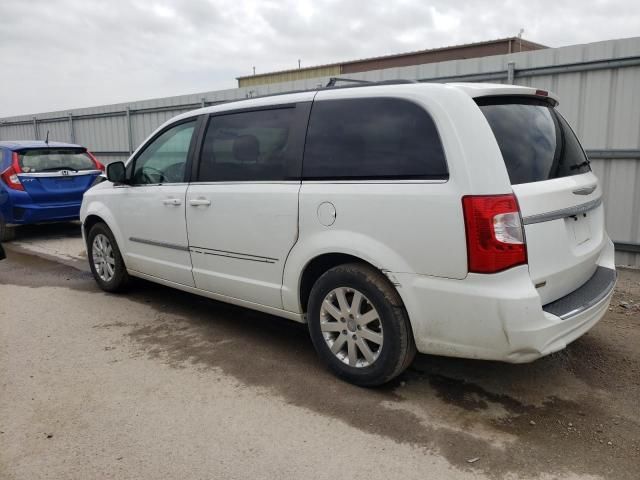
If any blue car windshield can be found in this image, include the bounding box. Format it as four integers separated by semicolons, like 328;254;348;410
17;148;95;173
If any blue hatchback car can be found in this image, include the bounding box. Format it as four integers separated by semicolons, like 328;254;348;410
0;141;104;240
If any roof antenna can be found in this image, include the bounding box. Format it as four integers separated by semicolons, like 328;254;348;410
45;130;50;145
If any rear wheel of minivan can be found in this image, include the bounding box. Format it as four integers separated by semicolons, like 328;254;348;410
87;222;129;292
307;263;416;386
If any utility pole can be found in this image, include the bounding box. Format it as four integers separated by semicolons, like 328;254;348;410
518;28;524;52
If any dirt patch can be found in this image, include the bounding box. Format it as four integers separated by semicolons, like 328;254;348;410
122;271;640;479
0;249;95;290
2;252;639;478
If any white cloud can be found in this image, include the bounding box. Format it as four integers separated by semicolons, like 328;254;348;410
0;0;638;116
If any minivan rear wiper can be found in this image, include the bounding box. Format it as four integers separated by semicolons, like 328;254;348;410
39;166;79;172
569;159;590;170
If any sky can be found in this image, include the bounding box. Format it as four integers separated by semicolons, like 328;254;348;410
0;0;639;117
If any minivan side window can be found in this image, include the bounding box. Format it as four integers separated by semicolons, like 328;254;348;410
302;98;448;180
131;120;196;185
197;107;300;182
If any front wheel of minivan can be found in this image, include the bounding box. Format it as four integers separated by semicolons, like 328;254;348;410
307;263;416;386
87;222;130;293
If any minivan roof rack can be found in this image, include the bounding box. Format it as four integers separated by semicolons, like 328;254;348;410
202;78;421;110
325;77;418;88
325;77;371;87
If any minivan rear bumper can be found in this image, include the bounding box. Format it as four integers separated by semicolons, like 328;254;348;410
394;238;616;363
506;277;614;362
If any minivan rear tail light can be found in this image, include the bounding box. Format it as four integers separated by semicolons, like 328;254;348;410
0;152;25;191
86;151;105;172
462;194;527;273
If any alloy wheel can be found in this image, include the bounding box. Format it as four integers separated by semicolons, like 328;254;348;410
92;233;116;282
319;287;384;368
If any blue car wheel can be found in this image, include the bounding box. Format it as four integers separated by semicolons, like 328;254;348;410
0;217;16;242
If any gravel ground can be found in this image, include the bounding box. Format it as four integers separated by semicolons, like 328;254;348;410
1;224;639;479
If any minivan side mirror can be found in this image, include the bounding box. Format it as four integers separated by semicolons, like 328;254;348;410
106;161;128;184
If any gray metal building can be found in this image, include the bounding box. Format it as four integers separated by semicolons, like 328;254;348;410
1;37;639;266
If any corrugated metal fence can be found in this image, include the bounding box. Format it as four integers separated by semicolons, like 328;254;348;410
1;37;639;266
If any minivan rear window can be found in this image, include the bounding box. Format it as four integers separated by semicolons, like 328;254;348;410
303;98;448;180
17;148;95;173
477;97;590;185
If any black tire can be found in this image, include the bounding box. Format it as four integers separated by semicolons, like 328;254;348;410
307;263;416;386
0;218;16;242
87;222;130;292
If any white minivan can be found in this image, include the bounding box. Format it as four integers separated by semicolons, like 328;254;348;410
81;82;616;386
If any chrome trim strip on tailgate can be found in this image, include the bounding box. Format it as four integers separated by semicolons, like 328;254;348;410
129;237;189;251
572;185;597;195
522;197;602;225
18;169;102;177
542;266;617;320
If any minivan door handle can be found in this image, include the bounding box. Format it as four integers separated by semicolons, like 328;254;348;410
189;198;211;207
163;198;182;206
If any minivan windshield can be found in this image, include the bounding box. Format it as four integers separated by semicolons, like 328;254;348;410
17;148;96;173
477;97;590;185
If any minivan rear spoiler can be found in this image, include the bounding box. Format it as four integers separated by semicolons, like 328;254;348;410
448;83;560;106
475;95;558;108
